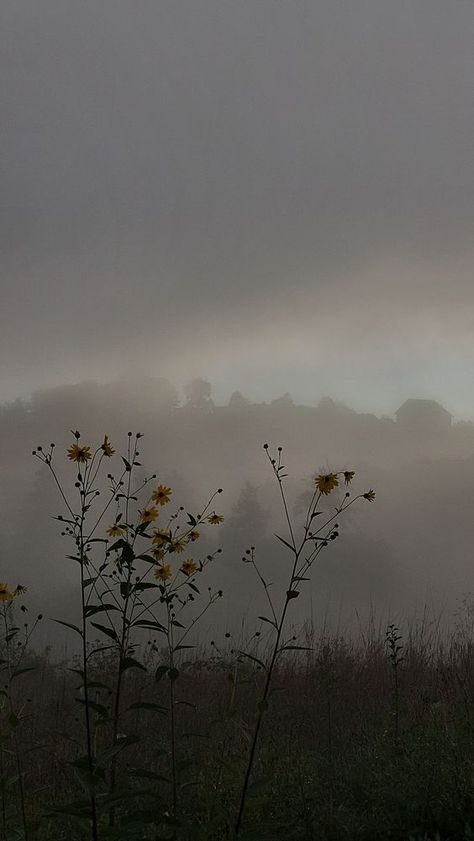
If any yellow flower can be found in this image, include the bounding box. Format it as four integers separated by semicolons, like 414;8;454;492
315;473;339;495
14;585;27;596
208;513;224;525
189;530;200;542
170;538;187;554
181;559;199;576
151;485;172;506
154;564;172;582
343;471;355;486
363;489;376;502
0;584;15;602
101;435;115;457
67;444;92;464
107;524;124;538
139;506;159;524
152;528;171;546
152;547;166;562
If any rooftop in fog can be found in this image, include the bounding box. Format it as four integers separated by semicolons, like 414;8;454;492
395;399;452;427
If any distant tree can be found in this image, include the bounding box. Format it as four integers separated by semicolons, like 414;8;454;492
317;396;336;412
184;378;214;410
317;396;355;416
225;481;268;540
228;391;250;410
270;392;293;409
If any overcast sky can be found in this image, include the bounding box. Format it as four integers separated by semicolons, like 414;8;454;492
1;0;473;417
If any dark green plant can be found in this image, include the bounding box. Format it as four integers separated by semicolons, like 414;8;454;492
234;447;375;835
385;623;404;744
0;588;41;841
35;432;225;839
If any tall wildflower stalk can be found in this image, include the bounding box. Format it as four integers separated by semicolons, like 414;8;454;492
35;431;225;838
235;445;375;835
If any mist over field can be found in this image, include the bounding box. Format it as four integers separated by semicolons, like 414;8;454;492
2;378;474;643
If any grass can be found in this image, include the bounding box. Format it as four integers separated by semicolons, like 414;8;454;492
4;629;474;840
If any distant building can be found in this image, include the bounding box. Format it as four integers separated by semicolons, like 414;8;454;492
395;399;452;433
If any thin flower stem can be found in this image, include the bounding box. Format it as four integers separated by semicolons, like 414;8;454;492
167;604;178;819
235;455;363;835
79;533;99;841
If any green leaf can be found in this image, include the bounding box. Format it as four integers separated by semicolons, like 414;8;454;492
137;553;156;564
53;619;83;637
81;680;111;690
274;533;296;553
132;582;156;592
75;697;109;718
84;604;118;618
258;616;277;628
90;622;118;642
134;619;167;633
128;701;167;714
12;667;36;679
135;521;150;536
238;651;267;670
120;657;147;673
121;543;135;565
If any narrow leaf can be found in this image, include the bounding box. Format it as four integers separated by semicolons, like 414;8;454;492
274;533;296;553
90;622;118;642
53;619;83;638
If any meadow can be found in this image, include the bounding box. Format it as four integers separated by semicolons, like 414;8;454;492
1;433;473;841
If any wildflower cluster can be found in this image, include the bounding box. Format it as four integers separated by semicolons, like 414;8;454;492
0;583;27;602
314;469;375;501
34;430;225;834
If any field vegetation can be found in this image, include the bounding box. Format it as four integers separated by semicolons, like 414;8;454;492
1;432;473;841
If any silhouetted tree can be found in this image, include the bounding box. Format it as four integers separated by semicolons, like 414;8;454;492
228;391;250;410
270;393;293;409
225;481;268;543
183;378;214;410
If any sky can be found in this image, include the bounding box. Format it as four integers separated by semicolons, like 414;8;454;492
1;0;474;418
